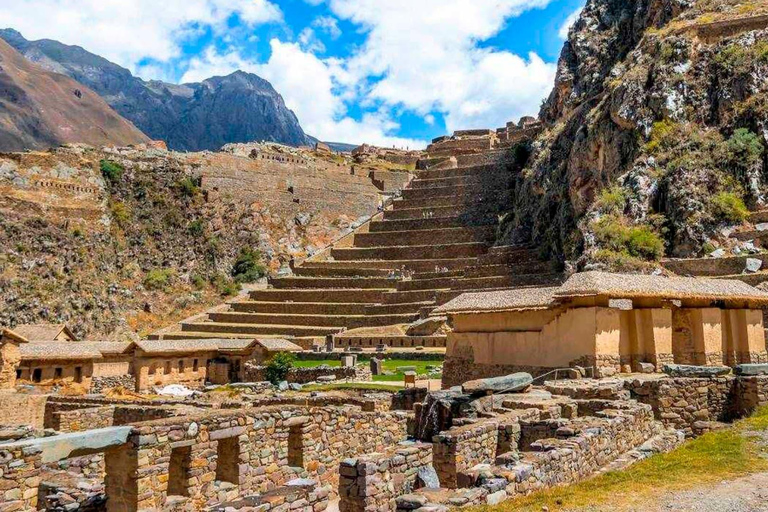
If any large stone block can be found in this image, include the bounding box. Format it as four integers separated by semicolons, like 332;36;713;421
462;373;533;396
662;364;731;378
734;364;768;376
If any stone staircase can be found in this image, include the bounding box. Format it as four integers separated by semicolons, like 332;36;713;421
152;146;563;346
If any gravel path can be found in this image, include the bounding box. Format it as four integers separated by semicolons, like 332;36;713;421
637;472;768;512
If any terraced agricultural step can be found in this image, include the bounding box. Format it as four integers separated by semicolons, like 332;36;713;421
292;266;392;278
415;163;499;180
207;312;417;329
249;288;388;303
395;275;523;292
368;215;495;232
476;246;542;265
353;226;494;248
364;302;434;315
409;172;504;189
401;184;487;201
300;258;481;271
392;193;497;210
270;276;397;289
181;322;341;337
330;241;488;260
381;289;449;304
383;204;488;221
662;255;768;277
231;301;370;315
463;261;555;278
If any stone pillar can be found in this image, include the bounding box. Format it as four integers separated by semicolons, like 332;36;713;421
370;358;383;376
690;308;724;365
105;441;140;512
635;308;673;369
594;308;622;376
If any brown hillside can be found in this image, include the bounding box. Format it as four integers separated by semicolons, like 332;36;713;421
0;38;148;151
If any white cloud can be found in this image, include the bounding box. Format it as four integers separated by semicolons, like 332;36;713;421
558;7;583;40
313;16;342;39
0;0;282;72
323;0;557;132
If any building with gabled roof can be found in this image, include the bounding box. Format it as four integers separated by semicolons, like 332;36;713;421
12;323;77;342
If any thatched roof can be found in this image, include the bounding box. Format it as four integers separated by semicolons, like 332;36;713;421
135;339;220;356
254;338;303;352
13;324;76;342
1;328;29;345
433;287;560;315
436;271;768;314
557;271;768;304
20;343;103;361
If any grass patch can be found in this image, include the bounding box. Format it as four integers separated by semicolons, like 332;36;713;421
472;406;768;512
300;382;403;392
294;360;342;368
294;359;442;382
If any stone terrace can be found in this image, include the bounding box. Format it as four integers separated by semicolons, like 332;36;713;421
155;126;561;348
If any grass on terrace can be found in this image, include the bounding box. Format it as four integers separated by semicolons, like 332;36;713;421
299;382;403;392
293;359;442;382
471;406;768;512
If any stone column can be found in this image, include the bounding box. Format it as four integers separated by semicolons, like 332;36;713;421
690;308;724;365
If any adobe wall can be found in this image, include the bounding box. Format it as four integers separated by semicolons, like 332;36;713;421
0;393;48;428
17;360;94;388
0;342;21;390
134;355;211;393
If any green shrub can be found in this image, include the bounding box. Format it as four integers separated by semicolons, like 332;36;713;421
177;177;201;197
593;215;664;261
711;191;749;223
725;128;764;170
644;119;679;154
143;268;175;291
264;352;296;385
188;219;204;237
211;273;241;297
595;186;627;214
109;201;131;227
231;248;267;283
100;159;124;185
190;274;206;289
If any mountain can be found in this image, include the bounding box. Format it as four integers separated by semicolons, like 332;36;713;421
0;37;148;151
0;29;313;151
498;0;768;268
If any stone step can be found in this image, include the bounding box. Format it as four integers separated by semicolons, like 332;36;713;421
409;174;487;189
662;255;768;277
300;258;480;271
269;276;397;289
476;246;541;265
383;204;488;220
292;266;392;278
368;215;495;233
207;312;417;329
249;288;387;303
231;301;370;315
330;241;488;261
353;226;494;248
364;302;434;315
181;321;341;337
463;261;554;278
395;274;521;292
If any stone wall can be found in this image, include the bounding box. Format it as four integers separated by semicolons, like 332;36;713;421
50;406;115;432
0;441;42;510
244;365;358;384
432;420;498;488
338;442;433;512
90;374;136;394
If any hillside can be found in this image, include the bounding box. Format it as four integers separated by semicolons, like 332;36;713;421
0;37;148;151
0;143;411;339
498;0;768;270
0;29;313;151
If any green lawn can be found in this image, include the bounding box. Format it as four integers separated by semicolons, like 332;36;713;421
469;406;768;512
300;382;403;392
293;359;442;382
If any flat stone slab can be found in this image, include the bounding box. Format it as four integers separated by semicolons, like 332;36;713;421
662;364;731;378
462;372;533;395
734;364;768;376
0;427;132;463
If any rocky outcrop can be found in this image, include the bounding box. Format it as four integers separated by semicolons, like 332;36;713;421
499;0;768;267
1;29;312;151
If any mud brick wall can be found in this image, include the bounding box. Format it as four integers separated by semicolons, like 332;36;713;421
432;420;498;489
338;442;433;512
0;394;48;428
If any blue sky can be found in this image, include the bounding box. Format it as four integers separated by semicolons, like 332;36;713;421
3;0;585;148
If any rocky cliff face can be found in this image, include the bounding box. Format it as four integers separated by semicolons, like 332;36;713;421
1;29;312;151
499;0;768;269
0;37;148;151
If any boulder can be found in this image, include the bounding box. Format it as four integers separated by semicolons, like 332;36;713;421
662;364;731;378
406;316;448;336
416;465;440;489
734;364;768;376
462;373;533;396
397;494;429;510
636;362;656;374
745;258;763;273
